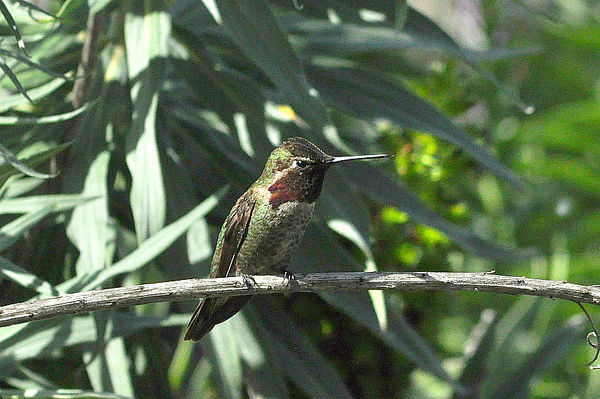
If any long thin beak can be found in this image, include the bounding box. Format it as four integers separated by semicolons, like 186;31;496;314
326;153;393;164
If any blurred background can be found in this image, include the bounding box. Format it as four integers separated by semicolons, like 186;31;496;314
0;0;598;398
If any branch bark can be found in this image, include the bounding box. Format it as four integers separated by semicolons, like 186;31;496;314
1;271;599;328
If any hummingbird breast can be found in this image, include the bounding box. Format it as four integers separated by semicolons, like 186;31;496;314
233;188;315;275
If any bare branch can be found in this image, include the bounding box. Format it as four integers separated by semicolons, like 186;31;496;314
1;272;600;328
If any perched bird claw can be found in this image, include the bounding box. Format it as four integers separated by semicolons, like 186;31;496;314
282;270;297;287
240;273;259;289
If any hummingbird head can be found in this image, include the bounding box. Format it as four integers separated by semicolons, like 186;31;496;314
259;137;391;207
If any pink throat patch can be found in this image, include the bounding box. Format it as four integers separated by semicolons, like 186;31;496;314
268;182;294;207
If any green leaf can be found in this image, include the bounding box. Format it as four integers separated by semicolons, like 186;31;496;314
0;194;95;214
70;186;227;292
0;78;66;113
0;60;31;102
249;299;355;399
233;313;290;399
84;315;135;398
307;65;522;188
0;142;57;180
0;255;56;295
480;297;543;397
88;0;118;14
344;162;531;262
454;309;498;398
209;319;243;399
66;145;113;275
488;316;584;399
293;225;459;388
0;48;73;81
188;357;214;398
0;389;132;398
215;0;331;132
0;0;25;53
0;313;190;375
327;218;387;330
281;11;538;62
11;0;57;19
0;207;53;253
0;102;93;126
0;142;71;187
124;0;171;243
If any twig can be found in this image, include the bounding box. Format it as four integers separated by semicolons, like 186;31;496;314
53;11;104;175
579;302;600;369
1;272;600;328
71;12;104;109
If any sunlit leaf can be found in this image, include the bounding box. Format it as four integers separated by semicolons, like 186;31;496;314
209;320;243;399
0;194;95;214
455;309;497;397
0;142;57;180
344;162;531;262
71;186;227;292
215;0;331;132
0;389;131;398
0;142;71;187
0;255;56;295
0;78;66;113
0;0;25;53
124;0;171;243
307;65;522;188
0;102;92;125
0;207;53;252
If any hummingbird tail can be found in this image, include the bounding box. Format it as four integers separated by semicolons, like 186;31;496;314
184;296;253;341
184;298;214;341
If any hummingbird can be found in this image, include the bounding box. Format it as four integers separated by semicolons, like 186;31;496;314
184;137;391;341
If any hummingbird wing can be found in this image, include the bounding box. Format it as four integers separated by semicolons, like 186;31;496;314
217;195;256;279
184;194;255;341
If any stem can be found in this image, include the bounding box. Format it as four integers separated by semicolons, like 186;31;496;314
1;272;599;328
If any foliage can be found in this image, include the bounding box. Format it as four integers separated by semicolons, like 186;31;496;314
0;0;596;398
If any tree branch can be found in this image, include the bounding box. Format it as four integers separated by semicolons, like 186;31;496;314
1;271;599;328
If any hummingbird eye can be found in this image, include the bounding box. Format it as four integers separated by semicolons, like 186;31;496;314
294;159;311;169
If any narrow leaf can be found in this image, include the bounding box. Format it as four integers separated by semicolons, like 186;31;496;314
0;389;131;398
209;320;243;399
0;255;56;295
0;142;56;180
328;219;387;330
0;206;53;253
489;316;584;399
0;142;71;187
0;60;31;102
73;186;227;291
0;102;92;125
0;78;65;113
453;309;498;398
344;162;532;262
249;299;355;399
124;0;170;242
293;225;459;388
0;194;95;214
307;65;522;188
0;313;190;373
232;313;290;399
0;0;25;52
0;48;72;80
216;0;331;132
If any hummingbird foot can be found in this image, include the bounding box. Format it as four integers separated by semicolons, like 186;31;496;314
282;270;297;287
240;273;259;289
270;265;297;287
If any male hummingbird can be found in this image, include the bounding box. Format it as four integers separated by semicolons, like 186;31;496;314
184;137;391;341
